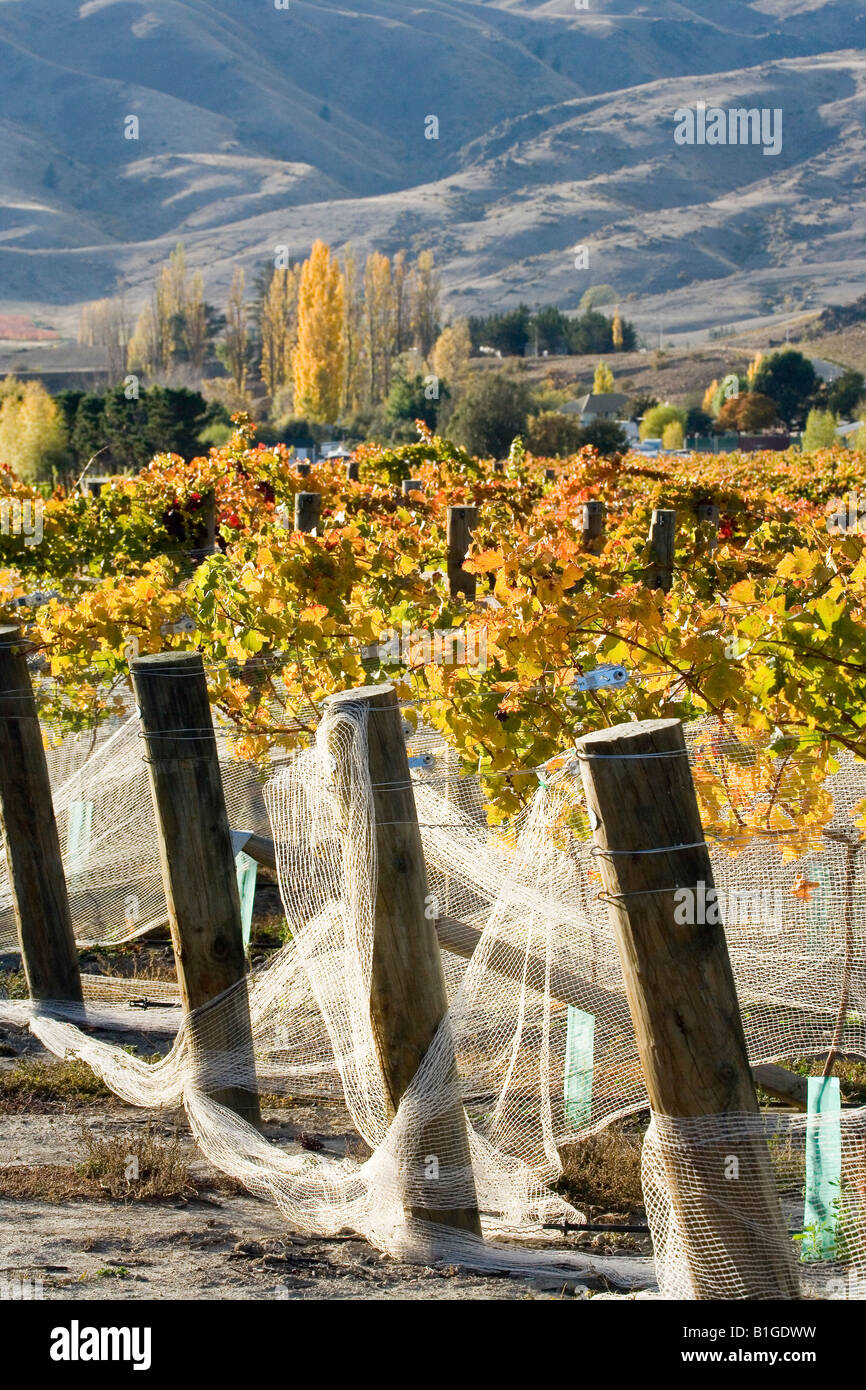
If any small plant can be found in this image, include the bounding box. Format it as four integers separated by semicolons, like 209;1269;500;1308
76;1124;196;1200
556;1124;645;1214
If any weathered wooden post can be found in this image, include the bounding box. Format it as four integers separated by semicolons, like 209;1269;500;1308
0;625;82;1006
544;467;556;481
581;500;606;552
296;461;311;478
577;717;799;1299
446;505;478;602
402;479;422;496
295;492;322;533
323;683;482;1238
645;507;676;590
696;501;720;552
131;652;260;1124
345;460;359;482
191;491;216;557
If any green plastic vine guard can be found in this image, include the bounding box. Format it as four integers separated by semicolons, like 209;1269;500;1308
802;1075;842;1261
564;1006;595;1127
234;850;258;952
66;800;93;875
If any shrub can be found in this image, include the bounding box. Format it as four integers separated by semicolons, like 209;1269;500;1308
639;403;686;440
526;411;585;456
447;372;532;457
802;408;838;452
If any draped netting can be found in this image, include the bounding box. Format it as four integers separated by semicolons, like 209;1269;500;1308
2;695;866;1296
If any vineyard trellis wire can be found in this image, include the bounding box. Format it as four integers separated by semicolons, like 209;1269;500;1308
0;655;865;1296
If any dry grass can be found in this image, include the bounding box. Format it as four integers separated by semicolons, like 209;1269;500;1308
0;1125;243;1203
556;1123;646;1216
76;1124;196;1199
0;1059;113;1112
79;945;177;983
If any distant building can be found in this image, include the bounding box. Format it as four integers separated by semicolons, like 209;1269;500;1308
561;392;629;422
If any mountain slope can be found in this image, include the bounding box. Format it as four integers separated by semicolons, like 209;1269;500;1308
0;0;863;334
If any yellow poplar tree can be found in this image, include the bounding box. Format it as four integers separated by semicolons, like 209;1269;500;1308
746;351;764;387
432;319;471;387
260;267;299;398
593;360;615;393
341;246;366;413
612;306;623;352
0;381;68;482
183;270;208;372
411;249;440;359
224;268;249;393
364;251;395;404
293;241;346;423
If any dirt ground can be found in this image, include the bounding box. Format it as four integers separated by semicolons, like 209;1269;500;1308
0;1022;656;1302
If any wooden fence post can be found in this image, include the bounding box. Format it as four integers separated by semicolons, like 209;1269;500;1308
0;625;82;1007
577;716;799;1299
324;683;482;1237
295;492;322;533
696;501;720;552
402;479;422;496
446;505;478;602
646;507;676;590
131;652;260;1124
190;491;216;558
296;462;311;478
581;500;606;552
346;460;359;482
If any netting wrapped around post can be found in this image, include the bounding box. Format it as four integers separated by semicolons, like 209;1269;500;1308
2;689;866;1294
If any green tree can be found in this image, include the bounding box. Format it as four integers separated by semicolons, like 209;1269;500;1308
639;403;686;440
468;305;531;357
685;405;714;435
574;418;628;455
386;373;446;430
530;307;572;355
448;373;532;457
525;411;585;456
827;369;864;419
627;393;659;422
662;419;685;449
752;350;819;428
801;408;838;452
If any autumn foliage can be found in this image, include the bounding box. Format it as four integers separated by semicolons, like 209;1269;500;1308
3;419;866;843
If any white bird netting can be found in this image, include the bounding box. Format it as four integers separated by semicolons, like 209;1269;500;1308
1;693;865;1297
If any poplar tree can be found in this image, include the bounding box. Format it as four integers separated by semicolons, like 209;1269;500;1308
293;240;346;423
260;267;299;398
593;360;615;393
364;251;394;404
411;250;440;359
224;268;249;393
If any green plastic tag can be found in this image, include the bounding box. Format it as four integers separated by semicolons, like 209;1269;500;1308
66;800;94;874
235;850;257;952
564;1006;594;1127
802;1075;842;1261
